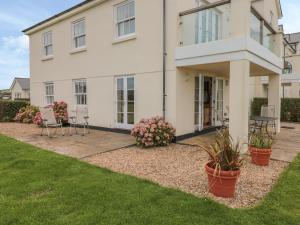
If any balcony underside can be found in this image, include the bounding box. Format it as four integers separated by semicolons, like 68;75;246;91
175;36;283;76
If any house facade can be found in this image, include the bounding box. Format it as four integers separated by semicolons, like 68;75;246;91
10;78;30;100
24;0;283;143
255;32;300;99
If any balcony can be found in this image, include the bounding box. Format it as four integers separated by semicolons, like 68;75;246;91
176;1;283;76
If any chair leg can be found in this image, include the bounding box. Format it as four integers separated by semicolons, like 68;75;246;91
46;126;51;138
61;125;65;136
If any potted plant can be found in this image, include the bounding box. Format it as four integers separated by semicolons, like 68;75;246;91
249;133;273;166
202;129;244;198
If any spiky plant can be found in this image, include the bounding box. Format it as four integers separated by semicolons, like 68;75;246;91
249;133;273;149
202;129;244;172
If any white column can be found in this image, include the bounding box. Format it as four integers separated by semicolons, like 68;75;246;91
229;60;250;148
230;0;251;37
268;74;281;133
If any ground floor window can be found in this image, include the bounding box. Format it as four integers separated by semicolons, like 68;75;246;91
14;92;22;99
116;76;135;128
45;82;54;104
74;79;87;105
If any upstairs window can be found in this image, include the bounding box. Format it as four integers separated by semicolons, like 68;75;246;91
45;82;54;104
73;19;86;48
43;31;53;56
115;0;135;38
74;79;87;105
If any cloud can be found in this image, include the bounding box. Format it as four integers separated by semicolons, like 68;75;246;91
0;35;29;89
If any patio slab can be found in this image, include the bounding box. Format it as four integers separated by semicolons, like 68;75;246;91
178;122;300;163
0;123;135;159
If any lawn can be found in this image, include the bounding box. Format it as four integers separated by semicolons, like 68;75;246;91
0;135;299;225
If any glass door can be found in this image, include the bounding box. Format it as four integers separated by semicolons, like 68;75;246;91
214;78;224;126
195;75;204;131
116;76;135;129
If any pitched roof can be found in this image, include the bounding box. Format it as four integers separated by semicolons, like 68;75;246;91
10;78;30;90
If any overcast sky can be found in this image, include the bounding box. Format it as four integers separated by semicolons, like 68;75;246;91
0;0;299;89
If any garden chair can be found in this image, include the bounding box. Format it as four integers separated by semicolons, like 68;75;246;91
40;107;65;137
69;105;90;136
261;105;276;135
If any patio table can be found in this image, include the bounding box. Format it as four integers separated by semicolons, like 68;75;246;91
250;116;278;137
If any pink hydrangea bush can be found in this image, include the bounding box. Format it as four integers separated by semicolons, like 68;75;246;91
53;101;69;124
14;105;39;124
131;116;176;148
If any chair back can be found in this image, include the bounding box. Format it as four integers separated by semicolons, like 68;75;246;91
39;107;57;125
261;105;275;117
76;105;89;124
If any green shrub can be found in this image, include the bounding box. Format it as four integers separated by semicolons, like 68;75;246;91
0;100;29;122
251;98;300;122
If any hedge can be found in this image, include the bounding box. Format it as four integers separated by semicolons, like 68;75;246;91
0;100;30;122
251;98;300;122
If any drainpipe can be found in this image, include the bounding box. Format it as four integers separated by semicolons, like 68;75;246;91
162;0;167;119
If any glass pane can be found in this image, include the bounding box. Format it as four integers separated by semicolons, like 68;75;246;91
195;113;199;125
117;101;124;112
118;113;124;123
250;13;261;43
117;79;124;90
127;101;134;113
127;77;134;89
130;19;135;33
129;1;135;17
127;113;134;125
117;90;124;100
127;90;134;101
124;20;130;35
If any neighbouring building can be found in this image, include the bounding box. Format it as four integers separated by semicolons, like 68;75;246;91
23;0;284;143
10;78;30;100
255;32;300;99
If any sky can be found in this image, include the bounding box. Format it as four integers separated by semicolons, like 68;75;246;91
0;0;299;90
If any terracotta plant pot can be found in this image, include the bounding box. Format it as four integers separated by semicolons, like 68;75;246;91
249;146;272;166
205;162;240;198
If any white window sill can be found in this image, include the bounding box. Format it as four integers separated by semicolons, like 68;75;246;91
42;55;54;61
70;47;87;54
112;34;137;45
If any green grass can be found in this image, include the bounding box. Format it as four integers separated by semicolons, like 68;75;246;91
0;135;299;225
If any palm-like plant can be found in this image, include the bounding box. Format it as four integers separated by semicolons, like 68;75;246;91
203;129;244;172
249;133;273;149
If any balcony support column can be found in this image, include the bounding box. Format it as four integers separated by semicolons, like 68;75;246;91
229;60;250;151
268;74;281;133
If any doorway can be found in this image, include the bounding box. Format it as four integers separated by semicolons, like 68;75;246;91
195;75;224;131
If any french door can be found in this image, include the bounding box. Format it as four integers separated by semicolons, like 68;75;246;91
195;76;224;130
116;76;135;129
214;78;224;126
196;9;221;44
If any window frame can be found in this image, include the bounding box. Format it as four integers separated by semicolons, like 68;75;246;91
45;82;54;105
114;0;136;39
73;79;87;105
72;18;86;49
42;31;53;57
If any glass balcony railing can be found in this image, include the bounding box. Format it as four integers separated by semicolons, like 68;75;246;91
250;9;276;54
179;3;231;47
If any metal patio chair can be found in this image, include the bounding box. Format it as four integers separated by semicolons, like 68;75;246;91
261;105;277;135
40;107;65;137
69;105;90;136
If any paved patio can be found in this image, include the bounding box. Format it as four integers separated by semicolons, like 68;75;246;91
179;122;300;163
0;123;135;159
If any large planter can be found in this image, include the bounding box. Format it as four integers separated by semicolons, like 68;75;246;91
249;146;272;166
205;162;240;198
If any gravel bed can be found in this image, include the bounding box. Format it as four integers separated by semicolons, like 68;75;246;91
85;144;288;208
